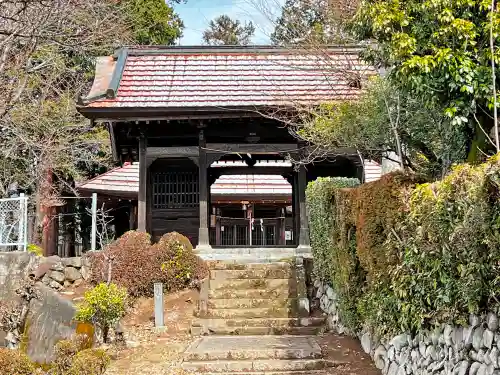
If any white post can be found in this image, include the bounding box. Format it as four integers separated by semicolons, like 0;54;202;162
23;194;28;252
91;193;97;251
18;194;26;251
154;283;164;328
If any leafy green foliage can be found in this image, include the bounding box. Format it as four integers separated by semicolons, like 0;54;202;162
307;177;363;330
369;156;500;335
75;283;127;342
306;177;360;281
153;232;209;291
299;77;467;177
203;15;255;46
311;156;500;337
27;244;44;257
125;0;184;45
352;0;500;161
271;0;357;45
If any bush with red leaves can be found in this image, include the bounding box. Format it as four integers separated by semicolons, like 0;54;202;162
89;231;207;297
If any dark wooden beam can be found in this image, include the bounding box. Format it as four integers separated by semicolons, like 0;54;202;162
138;133;147;232
210;166;291;175
206;143;298;154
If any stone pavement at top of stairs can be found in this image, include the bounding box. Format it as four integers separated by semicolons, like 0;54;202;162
180;335;346;374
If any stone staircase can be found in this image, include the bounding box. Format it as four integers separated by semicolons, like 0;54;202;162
181;335;341;374
191;258;324;336
183;257;335;374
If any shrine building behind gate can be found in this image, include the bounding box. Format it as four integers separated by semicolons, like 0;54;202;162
77;45;376;257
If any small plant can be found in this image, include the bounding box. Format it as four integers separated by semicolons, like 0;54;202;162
27;244;43;257
75;283;127;343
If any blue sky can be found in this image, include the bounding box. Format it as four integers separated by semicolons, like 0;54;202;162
173;0;285;45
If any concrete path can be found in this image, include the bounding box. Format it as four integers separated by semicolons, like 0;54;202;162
180;335;341;374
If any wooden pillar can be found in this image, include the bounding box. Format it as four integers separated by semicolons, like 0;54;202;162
138;133;147;232
215;208;221;246
129;202;136;231
297;166;311;251
196;130;211;249
292;173;300;246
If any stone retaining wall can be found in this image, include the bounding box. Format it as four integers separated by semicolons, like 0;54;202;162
315;279;500;375
36;255;91;290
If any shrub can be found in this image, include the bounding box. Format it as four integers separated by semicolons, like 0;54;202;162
52;335;92;374
307;177;362;331
0;348;35;375
67;349;109;375
153;232;208;291
351;173;424;282
309;155;500;338
90;231;207;297
364;156;500;335
52;339;80;374
306;177;360;282
89;230;152;296
75;283;127;343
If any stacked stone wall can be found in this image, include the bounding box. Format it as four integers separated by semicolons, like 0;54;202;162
315;279;500;375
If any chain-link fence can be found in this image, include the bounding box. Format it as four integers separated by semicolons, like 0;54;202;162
0;194;28;251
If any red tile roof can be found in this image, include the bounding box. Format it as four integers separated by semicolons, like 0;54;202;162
80;46;375;110
78;161;292;198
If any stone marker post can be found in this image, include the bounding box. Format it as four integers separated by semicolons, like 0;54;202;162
154;283;164;328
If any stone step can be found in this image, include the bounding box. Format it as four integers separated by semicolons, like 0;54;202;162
193;317;325;329
209;287;296;300
210;278;295;291
201;254;297;262
200;326;323;336
181;359;333;373
208;261;293;271
183;336;322;361
210;268;293;280
192;317;325;335
205;307;295;319
199;371;329;375
207;298;295;309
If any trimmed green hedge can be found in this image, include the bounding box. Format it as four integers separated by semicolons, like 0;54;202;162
306;177;360;282
360;157;500;336
308;155;500;337
307;177;361;329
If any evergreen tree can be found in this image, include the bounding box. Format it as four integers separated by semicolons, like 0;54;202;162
125;0;184;45
271;0;358;45
203;15;255;46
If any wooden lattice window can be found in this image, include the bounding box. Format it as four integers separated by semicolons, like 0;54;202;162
152;171;199;209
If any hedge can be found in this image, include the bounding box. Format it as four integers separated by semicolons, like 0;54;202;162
306;177;360;282
361;156;500;336
306;177;361;330
308;155;500;337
